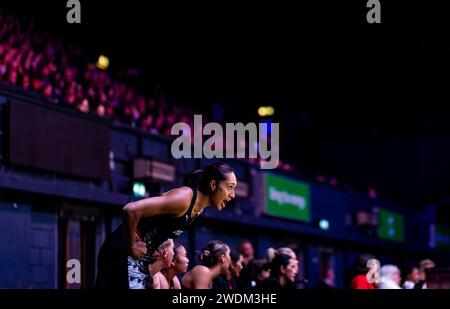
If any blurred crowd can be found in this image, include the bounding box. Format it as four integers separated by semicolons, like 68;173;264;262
0;12;196;136
349;254;437;290
0;12;290;169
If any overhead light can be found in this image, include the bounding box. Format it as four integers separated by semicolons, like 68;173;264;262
258;107;266;117
96;55;109;70
258;106;275;117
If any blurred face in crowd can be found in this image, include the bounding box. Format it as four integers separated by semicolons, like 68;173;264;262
240;242;254;260
260;268;271;280
281;258;299;283
278;248;298;274
419;260;435;281
8;70;17;84
97;104;105;117
79;99;89;113
291;258;299;278
220;246;232;274
407;267;420;284
393;269;401;285
230;254;244;278
22;75;30;89
326;268;335;281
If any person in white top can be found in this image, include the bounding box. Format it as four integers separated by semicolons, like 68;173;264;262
380;265;402;289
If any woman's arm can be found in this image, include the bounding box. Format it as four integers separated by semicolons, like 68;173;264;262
123;187;192;258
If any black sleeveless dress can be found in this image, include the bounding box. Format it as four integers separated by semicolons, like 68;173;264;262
96;188;198;289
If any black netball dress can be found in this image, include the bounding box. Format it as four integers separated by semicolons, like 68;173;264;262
96;188;198;289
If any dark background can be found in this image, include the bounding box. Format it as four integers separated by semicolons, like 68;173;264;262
3;0;450;217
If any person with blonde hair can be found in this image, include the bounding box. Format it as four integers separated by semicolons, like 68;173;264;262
128;238;174;289
379;265;401;289
153;243;189;289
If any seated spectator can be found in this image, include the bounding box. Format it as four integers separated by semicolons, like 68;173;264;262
415;259;436;289
317;268;336;290
77;98;90;113
96;104;106;117
259;253;298;290
402;266;420;289
212;251;243;290
350;254;377;289
235;240;255;288
379;265;401;289
246;258;271;289
265;247;300;286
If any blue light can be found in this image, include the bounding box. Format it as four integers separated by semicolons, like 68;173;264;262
262;118;272;134
319;219;330;230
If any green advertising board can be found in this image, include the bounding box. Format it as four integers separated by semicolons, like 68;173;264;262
265;173;311;222
436;224;450;250
377;208;405;242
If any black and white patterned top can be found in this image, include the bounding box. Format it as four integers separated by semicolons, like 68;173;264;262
127;187;198;289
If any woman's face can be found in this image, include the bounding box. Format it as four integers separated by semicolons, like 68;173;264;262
220;246;232;274
280;250;298;274
292;258;299;275
230;255;244;277
392;270;401;285
174;246;189;274
408;268;420;284
163;240;175;268
210;173;237;211
261;269;271;280
281;258;299;283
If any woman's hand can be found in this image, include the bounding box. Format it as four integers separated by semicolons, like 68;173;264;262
131;241;147;259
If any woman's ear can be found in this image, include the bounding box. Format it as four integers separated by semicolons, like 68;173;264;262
209;180;217;192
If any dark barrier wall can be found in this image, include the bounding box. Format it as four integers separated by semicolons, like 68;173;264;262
7;100;110;180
